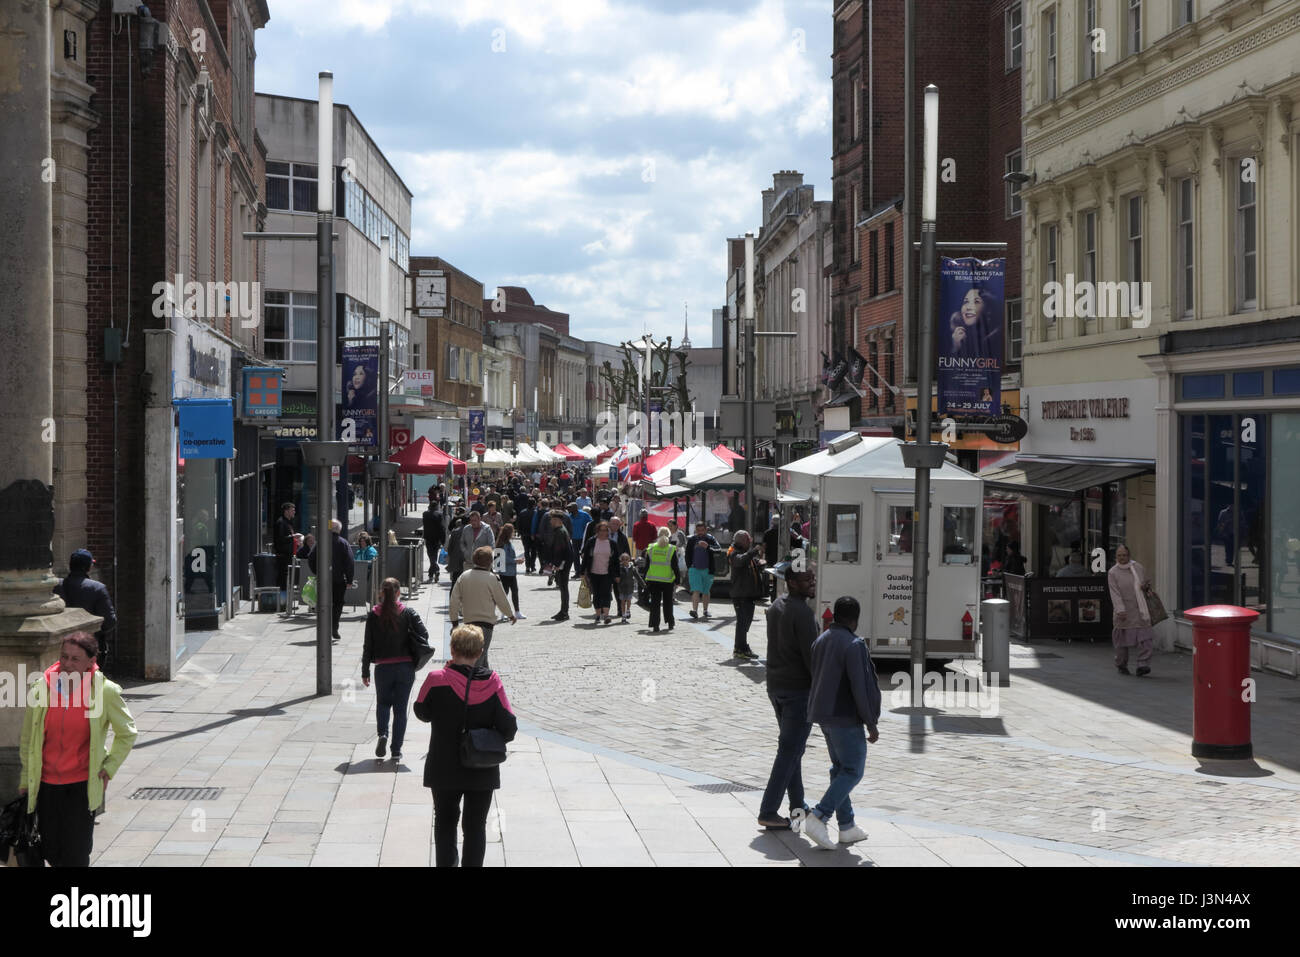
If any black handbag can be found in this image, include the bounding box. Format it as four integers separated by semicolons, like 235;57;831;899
458;668;508;769
406;610;435;670
0;795;42;867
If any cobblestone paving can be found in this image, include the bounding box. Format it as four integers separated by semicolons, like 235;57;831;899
438;563;1300;866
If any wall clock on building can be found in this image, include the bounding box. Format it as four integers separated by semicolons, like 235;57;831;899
415;276;447;309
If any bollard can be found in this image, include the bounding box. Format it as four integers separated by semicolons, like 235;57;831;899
981;598;1010;687
1185;605;1257;759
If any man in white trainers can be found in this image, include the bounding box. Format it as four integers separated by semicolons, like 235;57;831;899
802;596;880;850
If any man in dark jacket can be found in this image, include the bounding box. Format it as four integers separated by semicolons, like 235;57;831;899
54;550;117;667
274;502;297;598
757;569;817;829
422;503;446;583
762;517;780;602
802;596;881;850
413;624;518;867
516;500;537;574
308;520;355;642
728;530;765;660
539;512;575;621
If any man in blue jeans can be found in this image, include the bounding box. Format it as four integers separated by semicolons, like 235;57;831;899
803;596;881;849
756;569;818;829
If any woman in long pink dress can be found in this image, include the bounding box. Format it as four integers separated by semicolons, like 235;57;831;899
1107;545;1154;676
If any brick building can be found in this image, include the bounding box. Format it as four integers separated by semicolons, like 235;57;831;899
409;256;483;455
830;0;1023;438
82;0;269;678
484;286;571;336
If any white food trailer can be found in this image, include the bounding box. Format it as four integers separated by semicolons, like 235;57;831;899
778;433;984;662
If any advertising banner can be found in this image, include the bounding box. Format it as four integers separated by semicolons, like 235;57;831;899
937;257;1004;417
468;409;486;446
340;344;379;447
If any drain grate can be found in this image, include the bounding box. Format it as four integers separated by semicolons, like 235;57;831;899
130;787;224;801
689;782;761;794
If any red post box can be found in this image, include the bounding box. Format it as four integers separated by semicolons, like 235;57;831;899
1185;605;1257;759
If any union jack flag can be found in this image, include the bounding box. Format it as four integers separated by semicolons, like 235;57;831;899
611;445;640;481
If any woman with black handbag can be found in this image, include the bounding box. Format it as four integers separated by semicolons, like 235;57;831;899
362;577;432;763
412;624;518;867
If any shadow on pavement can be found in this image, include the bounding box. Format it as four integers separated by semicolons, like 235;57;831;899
334;759;419;775
1195;759;1274;779
1005;637;1300;773
134;694;321;749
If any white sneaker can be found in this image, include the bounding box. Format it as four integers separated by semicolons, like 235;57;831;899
803;812;836;850
838;825;869;845
515;613;527;620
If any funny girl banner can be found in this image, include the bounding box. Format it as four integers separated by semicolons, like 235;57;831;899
340;344;379;448
937;257;1004;417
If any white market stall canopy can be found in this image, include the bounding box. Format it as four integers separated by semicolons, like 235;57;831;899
646;445;735;496
531;440;564;463
780;435;980;485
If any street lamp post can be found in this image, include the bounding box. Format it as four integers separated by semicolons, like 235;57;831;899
903;84;944;707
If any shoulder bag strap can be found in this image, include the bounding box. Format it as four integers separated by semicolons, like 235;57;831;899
459;667;473;734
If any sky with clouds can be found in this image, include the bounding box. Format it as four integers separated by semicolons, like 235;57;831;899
255;0;832;347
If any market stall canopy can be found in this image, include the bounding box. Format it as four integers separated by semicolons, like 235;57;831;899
532;439;564;463
551;442;587;462
646;445;734;496
389;437;467;476
711;444;744;465
513;443;544;464
980;457;1154;504
781;435;979;483
468;446;514;468
642;444;683;474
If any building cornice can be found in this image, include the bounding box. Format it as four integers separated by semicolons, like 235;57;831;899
1025;7;1300;157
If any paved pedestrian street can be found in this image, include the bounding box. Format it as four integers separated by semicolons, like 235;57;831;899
89;531;1300;868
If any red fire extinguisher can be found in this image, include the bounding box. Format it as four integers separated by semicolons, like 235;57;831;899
962;609;974;641
822;607;834;627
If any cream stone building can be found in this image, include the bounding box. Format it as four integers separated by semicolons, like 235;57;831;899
1002;0;1300;672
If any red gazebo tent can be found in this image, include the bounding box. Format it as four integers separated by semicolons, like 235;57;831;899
642;444;683;474
551;442;586;462
389;437;467;476
711;444;744;465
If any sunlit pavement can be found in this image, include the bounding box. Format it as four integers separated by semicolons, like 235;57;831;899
93;518;1300;866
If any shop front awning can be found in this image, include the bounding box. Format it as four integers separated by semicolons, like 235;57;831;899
980;458;1154;503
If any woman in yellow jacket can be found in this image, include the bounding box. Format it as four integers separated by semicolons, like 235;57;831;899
19;632;138;867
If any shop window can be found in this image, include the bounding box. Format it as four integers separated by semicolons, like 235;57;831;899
1233;372;1264;397
1039;500;1081;576
1273;368;1300;395
1181;415;1207;609
825;505;860;563
1270;414;1300;636
942;506;976;564
1180;373;1224;400
1182;413;1267;612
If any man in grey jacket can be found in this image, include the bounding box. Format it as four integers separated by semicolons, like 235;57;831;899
803;596;881;850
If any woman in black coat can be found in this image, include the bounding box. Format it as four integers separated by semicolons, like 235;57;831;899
362;577;430;763
412;624;518;867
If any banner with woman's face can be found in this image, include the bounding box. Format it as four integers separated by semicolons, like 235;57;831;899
937;257;1004;417
340;344;380;447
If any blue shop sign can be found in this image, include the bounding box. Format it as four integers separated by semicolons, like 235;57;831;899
176;397;234;458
